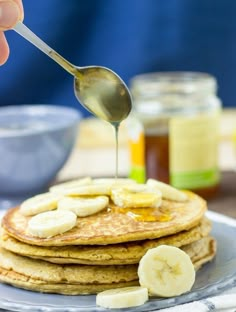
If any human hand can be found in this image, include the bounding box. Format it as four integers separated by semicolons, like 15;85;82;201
0;0;23;65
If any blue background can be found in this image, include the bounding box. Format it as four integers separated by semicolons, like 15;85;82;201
1;0;236;117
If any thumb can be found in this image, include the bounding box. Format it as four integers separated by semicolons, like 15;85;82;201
0;0;21;30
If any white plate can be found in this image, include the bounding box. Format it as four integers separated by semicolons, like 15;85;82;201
0;211;236;312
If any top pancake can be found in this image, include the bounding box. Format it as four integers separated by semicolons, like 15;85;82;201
0;217;211;265
2;191;206;246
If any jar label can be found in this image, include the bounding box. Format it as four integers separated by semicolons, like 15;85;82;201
126;117;146;183
169;113;220;189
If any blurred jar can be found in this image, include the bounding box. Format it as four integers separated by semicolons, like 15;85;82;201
129;72;222;199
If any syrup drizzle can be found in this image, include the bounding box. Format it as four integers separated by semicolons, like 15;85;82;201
110;205;172;222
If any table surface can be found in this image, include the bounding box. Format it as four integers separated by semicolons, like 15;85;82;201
208;171;236;219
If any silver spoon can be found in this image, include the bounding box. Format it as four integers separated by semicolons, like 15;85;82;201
13;22;132;125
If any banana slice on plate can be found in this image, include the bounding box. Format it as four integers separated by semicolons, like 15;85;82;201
27;210;77;238
111;184;162;208
49;177;92;194
20;193;59;216
57;196;109;217
147;179;188;202
138;245;195;297
96;286;148;309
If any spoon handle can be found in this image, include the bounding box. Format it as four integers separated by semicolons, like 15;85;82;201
13;22;76;76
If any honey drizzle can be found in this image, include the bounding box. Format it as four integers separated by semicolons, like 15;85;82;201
113;122;119;179
110;206;172;222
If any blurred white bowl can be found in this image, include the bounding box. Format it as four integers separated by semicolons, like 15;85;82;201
0;105;81;209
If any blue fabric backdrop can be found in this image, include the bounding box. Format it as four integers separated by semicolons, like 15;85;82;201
0;0;236;117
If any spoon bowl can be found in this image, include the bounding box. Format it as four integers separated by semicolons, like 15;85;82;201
13;22;132;124
74;66;132;123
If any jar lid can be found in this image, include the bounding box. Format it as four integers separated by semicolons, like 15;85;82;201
130;72;217;98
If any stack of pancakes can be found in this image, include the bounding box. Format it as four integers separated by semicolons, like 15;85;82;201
0;191;216;295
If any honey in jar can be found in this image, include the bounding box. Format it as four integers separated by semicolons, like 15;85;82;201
129;72;222;199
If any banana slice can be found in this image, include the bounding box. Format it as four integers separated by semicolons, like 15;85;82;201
147;179;188;202
27;210;77;238
20;193;59;216
96;286;148;309
57;196;109;217
49;177;92;194
60;184;111;196
54;178;136;197
138;245;195;297
111;184;162;208
93;178;136;186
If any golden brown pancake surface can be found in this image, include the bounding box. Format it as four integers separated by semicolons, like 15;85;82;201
0;217;211;265
1;191;206;246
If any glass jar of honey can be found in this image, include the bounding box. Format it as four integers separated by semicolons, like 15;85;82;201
129;72;222;199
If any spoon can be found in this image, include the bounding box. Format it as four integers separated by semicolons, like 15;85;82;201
13;22;132;124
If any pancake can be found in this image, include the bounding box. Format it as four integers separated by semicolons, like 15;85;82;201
0;237;216;295
1;191;206;246
181;236;217;270
0;218;212;265
0;266;138;295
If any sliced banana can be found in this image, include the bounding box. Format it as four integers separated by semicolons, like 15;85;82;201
147;179;188;202
93;178;136;186
20;193;59;216
49;177;92;194
27;210;77;238
57;196;109;217
138;245;195;297
60;183;111;196
96;286;148;309
111;184;162;208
